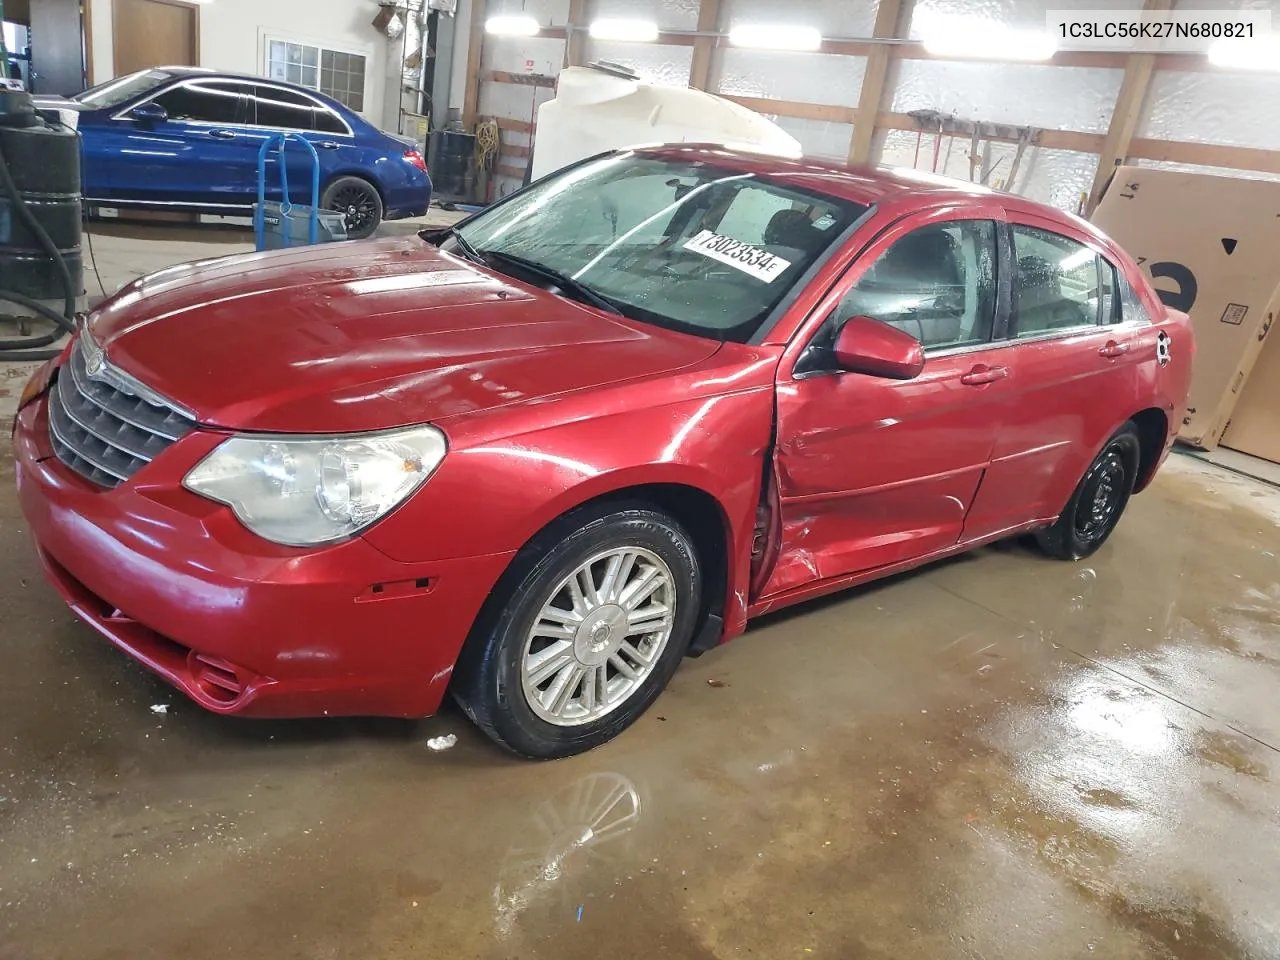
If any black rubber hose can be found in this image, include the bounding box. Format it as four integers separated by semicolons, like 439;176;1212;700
0;125;79;360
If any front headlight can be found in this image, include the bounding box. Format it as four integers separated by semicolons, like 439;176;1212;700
184;425;447;546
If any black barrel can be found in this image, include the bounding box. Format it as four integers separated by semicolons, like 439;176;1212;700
429;129;476;199
0;90;83;303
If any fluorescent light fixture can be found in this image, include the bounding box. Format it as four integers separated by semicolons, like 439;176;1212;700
1208;35;1280;71
921;19;1057;61
589;19;660;42
485;15;540;36
728;24;822;51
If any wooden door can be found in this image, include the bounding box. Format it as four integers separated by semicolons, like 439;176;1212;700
29;0;84;95
113;0;198;77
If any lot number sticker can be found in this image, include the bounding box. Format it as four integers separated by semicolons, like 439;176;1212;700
683;230;792;282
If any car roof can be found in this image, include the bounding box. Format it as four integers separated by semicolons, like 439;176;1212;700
631;143;1105;243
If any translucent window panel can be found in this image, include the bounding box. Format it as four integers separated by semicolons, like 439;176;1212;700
771;117;854;162
1140;70;1280;151
878;129;1095;214
587;0;700;30
715;49;866;106
720;0;876;37
909;0;1145;35
892;60;1121;134
485;35;567;74
583;40;693;86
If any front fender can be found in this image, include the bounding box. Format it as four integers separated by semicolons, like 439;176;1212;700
361;385;777;637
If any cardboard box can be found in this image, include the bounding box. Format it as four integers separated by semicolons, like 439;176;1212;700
1092;166;1280;449
1222;333;1280;462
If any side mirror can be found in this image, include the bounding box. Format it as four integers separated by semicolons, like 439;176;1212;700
833;316;925;380
130;102;168;124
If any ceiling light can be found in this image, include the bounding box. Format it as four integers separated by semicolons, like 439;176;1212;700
589;19;660;42
485;15;540;37
728;24;822;51
921;21;1057;61
1208;35;1280;70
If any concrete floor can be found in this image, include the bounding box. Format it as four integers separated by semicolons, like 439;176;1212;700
2;444;1279;958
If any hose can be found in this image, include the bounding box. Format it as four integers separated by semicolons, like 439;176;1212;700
0;123;78;361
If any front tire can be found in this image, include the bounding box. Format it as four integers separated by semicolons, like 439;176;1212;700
1035;423;1140;560
321;175;383;240
453;503;702;759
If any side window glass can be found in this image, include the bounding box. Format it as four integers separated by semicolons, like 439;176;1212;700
312;108;346;135
834;219;997;351
154;82;247;124
1120;273;1152;324
1011;225;1102;336
253;85;317;131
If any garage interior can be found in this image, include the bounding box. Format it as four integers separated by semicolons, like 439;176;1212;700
4;1;1280;958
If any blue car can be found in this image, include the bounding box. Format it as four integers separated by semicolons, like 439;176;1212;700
62;66;431;239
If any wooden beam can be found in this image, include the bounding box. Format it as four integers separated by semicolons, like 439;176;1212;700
1085;0;1171;214
566;0;587;67
688;0;721;90
1127;138;1280;176
462;0;487;129
847;0;912;165
721;94;859;124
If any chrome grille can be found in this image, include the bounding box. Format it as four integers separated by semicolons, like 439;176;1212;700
47;339;196;488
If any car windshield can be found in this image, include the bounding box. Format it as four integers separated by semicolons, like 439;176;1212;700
451;153;866;342
75;69;175;108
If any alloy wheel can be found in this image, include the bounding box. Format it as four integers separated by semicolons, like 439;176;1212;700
520;547;676;727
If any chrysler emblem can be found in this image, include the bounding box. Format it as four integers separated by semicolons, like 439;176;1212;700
81;332;108;378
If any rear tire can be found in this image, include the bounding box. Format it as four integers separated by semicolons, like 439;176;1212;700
453;503;702;759
1035;423;1141;561
321;175;383;240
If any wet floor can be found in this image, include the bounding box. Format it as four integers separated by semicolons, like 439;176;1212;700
2;447;1279;960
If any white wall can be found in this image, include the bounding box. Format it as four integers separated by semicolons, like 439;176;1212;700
88;0;391;129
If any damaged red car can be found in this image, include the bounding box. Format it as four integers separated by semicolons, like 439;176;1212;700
14;146;1192;757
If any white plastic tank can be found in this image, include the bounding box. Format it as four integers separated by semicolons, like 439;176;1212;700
530;63;802;181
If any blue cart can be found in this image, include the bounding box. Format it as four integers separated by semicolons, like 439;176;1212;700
253;132;347;251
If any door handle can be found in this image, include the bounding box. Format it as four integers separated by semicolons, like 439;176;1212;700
959;364;1009;386
316;141;341;150
1098;340;1130;359
208;129;236;140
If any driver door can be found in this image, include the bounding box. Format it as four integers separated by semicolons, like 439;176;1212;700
761;208;1015;599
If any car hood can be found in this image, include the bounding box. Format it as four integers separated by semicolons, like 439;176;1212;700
89;238;722;434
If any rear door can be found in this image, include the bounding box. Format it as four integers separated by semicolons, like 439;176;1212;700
962;217;1147;535
763;207;1014;598
249;85;352;205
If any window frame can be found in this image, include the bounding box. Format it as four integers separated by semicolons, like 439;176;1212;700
788;206;1012;379
262;34;370;116
112;78;354;138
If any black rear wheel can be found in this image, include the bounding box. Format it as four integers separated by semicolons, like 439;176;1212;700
321;176;383;240
1035;423;1141;560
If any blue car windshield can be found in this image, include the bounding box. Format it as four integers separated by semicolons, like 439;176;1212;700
452;153;865;343
75;69;175;109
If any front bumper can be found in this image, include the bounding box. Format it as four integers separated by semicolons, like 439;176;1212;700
13;395;513;718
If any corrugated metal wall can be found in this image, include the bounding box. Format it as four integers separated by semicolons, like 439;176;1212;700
476;0;1280;204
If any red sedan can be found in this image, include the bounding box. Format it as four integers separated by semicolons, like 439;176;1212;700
14;146;1193;757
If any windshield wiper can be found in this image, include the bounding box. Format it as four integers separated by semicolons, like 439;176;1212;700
420;225;486;265
477;249;623;316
